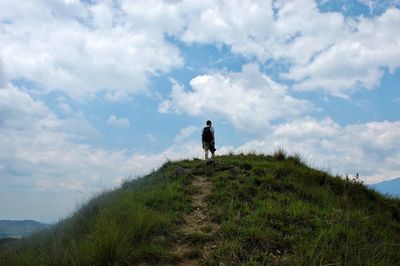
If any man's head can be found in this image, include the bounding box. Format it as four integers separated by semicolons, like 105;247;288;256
206;120;212;126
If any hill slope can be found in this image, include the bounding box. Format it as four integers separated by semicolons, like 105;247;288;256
1;153;400;265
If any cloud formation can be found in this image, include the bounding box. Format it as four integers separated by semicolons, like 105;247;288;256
107;115;130;128
2;0;399;99
174;126;199;143
160;64;312;130
0;0;183;100
0;85;201;221
176;0;400;96
237;117;400;183
0;85;105;193
283;7;400;97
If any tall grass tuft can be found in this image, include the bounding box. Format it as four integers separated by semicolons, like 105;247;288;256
273;147;287;161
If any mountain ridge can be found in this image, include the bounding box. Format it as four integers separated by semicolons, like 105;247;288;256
370;177;400;198
0;220;49;239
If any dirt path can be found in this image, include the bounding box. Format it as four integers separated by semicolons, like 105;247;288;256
172;175;220;265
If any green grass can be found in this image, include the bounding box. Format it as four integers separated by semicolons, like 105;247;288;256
1;153;399;265
0;161;195;265
202;154;400;265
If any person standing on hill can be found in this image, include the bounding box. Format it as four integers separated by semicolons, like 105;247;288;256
202;120;216;161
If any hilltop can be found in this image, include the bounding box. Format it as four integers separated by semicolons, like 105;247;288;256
1;152;400;265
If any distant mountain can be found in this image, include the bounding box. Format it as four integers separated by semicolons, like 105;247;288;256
370;177;400;198
0;220;49;239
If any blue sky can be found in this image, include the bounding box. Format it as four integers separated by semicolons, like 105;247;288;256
0;0;400;222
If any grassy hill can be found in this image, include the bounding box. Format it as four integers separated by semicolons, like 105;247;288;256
1;152;400;265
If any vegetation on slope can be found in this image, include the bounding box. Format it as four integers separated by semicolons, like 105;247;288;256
1;152;400;265
0;162;194;265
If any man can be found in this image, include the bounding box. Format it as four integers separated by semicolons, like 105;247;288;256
202;120;216;161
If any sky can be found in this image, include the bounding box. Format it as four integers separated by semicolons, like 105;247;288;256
0;0;400;223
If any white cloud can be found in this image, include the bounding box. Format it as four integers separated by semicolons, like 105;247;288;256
0;85;201;221
107;115;130;128
281;8;400;97
237;118;400;184
160;64;312;130
0;85;105;195
57;98;72;114
356;0;400;14
176;0;400;96
2;0;398;99
273;117;340;138
147;134;156;142
0;59;6;87
174;125;199;143
0;0;183;100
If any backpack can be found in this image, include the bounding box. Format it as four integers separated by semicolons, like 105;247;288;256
202;127;213;142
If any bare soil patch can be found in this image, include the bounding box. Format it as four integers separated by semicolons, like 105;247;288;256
172;175;220;265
